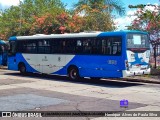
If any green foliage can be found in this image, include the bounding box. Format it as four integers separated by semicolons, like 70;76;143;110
127;4;160;32
0;0;120;40
0;0;67;39
74;0;125;31
75;0;125;16
127;4;160;47
83;12;116;31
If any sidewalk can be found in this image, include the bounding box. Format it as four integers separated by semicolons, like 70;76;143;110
120;75;160;84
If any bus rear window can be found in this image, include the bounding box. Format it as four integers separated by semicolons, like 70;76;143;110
127;34;150;48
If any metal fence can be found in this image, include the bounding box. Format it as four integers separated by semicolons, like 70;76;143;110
150;44;160;69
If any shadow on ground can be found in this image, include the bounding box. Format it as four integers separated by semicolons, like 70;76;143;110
4;72;144;88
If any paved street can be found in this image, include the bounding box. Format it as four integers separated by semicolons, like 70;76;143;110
0;69;160;120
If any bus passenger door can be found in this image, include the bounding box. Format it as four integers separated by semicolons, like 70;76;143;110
0;52;3;65
0;45;3;65
8;41;17;70
8;54;17;70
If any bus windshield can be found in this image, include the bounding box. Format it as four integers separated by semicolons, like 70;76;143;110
0;45;3;54
127;33;150;49
0;44;8;53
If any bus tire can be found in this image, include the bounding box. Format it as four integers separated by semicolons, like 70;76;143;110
19;63;26;74
68;67;80;80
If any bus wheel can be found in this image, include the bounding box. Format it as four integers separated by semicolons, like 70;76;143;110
19;63;26;74
90;77;101;80
68;67;80;80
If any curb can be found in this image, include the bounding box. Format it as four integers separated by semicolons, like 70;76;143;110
116;78;160;84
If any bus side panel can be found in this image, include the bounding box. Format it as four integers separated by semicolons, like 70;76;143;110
2;52;7;65
21;54;75;74
17;53;39;73
55;55;124;78
9;53;125;78
8;53;39;72
8;56;18;71
0;55;2;65
79;68;122;78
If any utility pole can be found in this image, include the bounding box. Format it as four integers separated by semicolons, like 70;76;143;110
19;0;22;30
154;45;157;69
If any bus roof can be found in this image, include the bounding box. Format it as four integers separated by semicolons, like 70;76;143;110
9;30;148;41
0;40;6;44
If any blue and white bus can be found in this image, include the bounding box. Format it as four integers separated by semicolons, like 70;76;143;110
0;40;8;66
8;31;150;80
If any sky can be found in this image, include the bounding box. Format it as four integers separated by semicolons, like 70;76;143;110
0;0;159;30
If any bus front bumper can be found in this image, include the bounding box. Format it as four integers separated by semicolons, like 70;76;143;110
122;68;151;77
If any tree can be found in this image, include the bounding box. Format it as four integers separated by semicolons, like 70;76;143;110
128;4;160;43
0;0;125;40
0;0;68;39
74;0;125;31
0;0;87;40
75;0;125;15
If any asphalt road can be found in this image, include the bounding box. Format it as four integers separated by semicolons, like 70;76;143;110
0;69;160;120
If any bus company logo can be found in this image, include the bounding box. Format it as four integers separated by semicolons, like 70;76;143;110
120;99;128;108
42;56;48;61
58;57;61;62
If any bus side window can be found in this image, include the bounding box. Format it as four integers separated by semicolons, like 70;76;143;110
102;39;106;54
112;38;121;55
26;41;37;53
91;38;101;54
76;40;83;54
77;40;82;46
102;39;111;55
17;41;25;53
38;40;50;54
116;45;121;55
112;45;117;54
83;39;91;54
66;39;76;54
44;40;51;54
0;46;2;54
52;39;59;53
101;37;121;55
59;40;66;53
108;40;112;55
